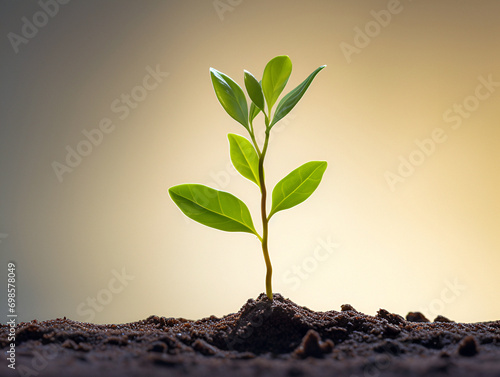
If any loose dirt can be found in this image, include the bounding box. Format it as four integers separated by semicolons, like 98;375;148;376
2;294;499;376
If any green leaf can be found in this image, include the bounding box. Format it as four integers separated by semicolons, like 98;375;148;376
249;102;261;122
244;70;265;112
228;134;260;187
210;68;249;130
262;55;292;111
269;161;327;218
169;184;259;236
270;65;326;128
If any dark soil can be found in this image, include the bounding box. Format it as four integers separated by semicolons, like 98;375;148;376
2;294;500;376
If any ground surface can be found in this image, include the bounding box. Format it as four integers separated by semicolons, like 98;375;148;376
1;294;500;377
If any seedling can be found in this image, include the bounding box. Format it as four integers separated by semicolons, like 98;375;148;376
169;55;327;300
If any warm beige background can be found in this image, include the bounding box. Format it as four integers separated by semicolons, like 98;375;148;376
1;0;498;324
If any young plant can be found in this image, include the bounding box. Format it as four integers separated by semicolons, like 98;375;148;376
169;55;327;300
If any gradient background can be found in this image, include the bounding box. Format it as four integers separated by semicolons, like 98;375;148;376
1;0;498;324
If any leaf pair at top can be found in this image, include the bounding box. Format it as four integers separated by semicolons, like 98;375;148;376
210;55;326;130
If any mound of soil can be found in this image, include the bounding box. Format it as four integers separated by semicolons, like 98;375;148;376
2;293;500;376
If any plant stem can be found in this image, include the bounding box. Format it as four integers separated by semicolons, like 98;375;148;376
258;128;272;300
248;120;261;156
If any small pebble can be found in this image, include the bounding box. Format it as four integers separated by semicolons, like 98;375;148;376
458;335;479;357
406;312;430;323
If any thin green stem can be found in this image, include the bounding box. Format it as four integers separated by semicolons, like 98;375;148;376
248;119;257;149
249;129;261;156
258;127;272;300
248;112;273;300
